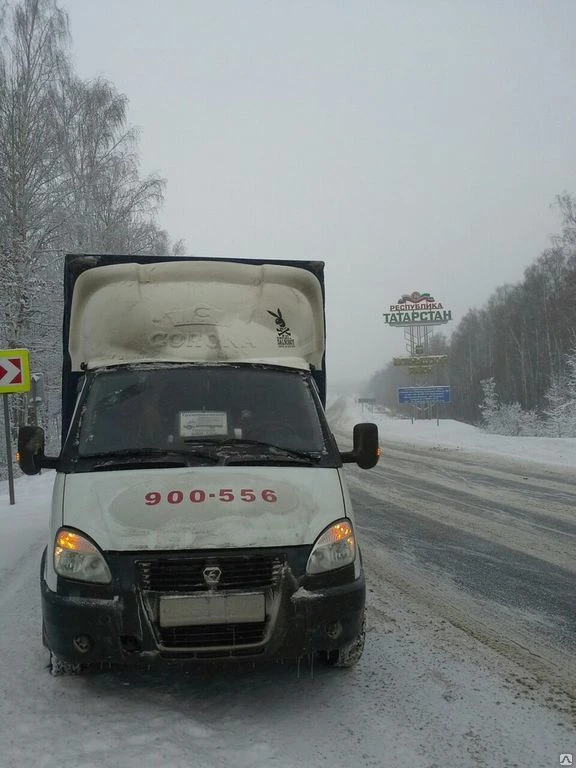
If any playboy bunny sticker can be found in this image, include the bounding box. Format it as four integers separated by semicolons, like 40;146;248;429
267;308;295;347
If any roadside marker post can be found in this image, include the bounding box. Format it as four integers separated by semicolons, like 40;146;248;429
0;349;31;505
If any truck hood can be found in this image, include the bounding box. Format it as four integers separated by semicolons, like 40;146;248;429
68;260;324;371
61;467;347;551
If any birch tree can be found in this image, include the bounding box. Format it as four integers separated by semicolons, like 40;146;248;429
52;74;167;255
0;0;70;350
0;0;180;445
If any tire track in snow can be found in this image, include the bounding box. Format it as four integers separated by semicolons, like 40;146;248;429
346;464;576;703
0;538;45;612
349;456;576;571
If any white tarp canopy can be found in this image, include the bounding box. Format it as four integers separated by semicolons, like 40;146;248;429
68;260;325;372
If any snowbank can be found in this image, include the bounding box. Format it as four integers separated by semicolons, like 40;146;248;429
327;396;576;469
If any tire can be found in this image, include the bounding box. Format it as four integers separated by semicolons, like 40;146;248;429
320;614;366;668
49;651;83;677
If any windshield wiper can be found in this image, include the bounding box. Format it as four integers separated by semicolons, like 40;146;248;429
182;438;323;465
77;448;220;470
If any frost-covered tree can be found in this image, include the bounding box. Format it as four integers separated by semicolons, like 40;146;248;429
479;377;542;436
0;0;182;448
478;378;500;432
542;346;576;437
542;373;571;436
0;0;70;350
0;0;72;442
52;74;167;255
498;402;542;437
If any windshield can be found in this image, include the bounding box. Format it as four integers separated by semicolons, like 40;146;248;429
76;366;328;458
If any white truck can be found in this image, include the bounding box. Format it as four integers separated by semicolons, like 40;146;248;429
18;254;379;673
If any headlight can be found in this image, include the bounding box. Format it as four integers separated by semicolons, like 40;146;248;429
54;528;112;584
306;519;356;575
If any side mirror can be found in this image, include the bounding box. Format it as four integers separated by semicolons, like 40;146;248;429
340;422;380;469
17;426;58;475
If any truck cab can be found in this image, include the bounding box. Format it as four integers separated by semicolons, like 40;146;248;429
19;255;379;672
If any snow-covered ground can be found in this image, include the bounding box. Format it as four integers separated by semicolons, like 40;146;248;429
0;401;575;767
328;395;576;469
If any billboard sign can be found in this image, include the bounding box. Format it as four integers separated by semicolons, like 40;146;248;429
383;291;452;326
398;386;451;404
393;355;448;366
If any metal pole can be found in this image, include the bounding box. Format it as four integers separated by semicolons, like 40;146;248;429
3;393;15;505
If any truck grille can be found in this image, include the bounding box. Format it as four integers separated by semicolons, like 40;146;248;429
159;622;266;649
137;554;284;593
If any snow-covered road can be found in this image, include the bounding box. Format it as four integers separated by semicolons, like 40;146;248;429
0;459;573;767
347;438;576;692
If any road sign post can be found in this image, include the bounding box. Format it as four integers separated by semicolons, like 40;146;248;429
357;397;376;413
3;394;15;505
0;349;31;505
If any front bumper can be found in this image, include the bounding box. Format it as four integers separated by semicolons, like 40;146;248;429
41;547;365;665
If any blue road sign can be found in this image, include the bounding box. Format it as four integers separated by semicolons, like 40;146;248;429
398;386;451;404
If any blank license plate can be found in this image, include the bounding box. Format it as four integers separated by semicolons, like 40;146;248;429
159;593;265;628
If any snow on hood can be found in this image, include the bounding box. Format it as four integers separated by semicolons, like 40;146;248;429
68;260;324;372
62;466;347;551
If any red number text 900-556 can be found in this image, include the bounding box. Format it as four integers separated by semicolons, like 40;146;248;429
144;489;278;506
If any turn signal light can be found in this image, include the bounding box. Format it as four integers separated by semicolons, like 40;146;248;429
56;530;95;553
331;521;353;542
53;528;112;584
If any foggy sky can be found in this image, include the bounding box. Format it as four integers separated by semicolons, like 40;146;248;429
63;0;576;387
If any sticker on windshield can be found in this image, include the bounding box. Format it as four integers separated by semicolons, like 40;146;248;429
178;411;228;437
267;308;295;348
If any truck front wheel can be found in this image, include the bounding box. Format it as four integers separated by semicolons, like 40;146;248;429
320;614;366;668
43;622;84;675
49;651;83;676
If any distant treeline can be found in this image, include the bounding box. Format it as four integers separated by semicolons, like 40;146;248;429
366;193;576;424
